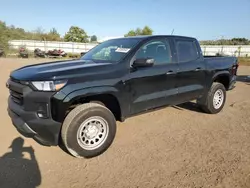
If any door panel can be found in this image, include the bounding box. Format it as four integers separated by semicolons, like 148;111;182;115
126;38;178;115
129;64;178;114
177;60;206;102
174;39;206;103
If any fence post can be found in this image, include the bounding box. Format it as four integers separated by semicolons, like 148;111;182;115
221;45;224;55
238;46;241;57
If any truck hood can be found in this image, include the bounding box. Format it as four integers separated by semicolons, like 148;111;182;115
10;59;112;81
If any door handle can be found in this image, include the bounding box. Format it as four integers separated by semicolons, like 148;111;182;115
166;70;175;75
195;67;202;71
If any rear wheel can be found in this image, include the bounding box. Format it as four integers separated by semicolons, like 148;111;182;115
197;83;226;114
61;103;116;158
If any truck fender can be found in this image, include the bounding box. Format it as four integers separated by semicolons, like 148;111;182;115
63;86;120;102
199;71;231;105
210;71;231;90
212;71;230;81
63;86;126;120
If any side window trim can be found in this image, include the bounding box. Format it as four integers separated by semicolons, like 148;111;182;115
192;40;200;59
130;38;173;67
175;39;200;63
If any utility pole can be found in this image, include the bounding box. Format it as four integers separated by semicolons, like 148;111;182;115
220;35;224;55
171;29;175;35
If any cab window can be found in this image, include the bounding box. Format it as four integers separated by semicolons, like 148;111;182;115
176;40;199;63
135;39;172;65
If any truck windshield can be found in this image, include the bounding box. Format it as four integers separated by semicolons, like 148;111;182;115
81;38;141;62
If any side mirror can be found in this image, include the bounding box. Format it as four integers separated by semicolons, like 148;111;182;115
132;58;155;68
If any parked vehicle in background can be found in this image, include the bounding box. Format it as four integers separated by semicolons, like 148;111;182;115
58;49;67;57
18;47;28;58
34;48;46;58
6;35;238;158
47;49;67;57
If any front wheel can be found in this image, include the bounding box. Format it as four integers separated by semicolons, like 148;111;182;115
61;103;116;158
198;83;226;114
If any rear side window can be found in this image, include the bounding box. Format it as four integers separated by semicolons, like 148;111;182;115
176;40;199;63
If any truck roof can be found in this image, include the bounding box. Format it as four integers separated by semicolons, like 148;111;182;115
116;35;196;40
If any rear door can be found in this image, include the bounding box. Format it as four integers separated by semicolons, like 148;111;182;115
128;38;178;115
174;38;206;102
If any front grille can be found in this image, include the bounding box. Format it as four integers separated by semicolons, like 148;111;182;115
10;90;23;105
8;78;26;105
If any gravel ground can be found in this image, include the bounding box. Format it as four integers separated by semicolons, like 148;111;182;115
0;58;250;188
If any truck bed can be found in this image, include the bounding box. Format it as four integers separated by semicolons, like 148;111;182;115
204;56;238;71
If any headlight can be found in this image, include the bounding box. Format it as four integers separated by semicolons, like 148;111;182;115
31;80;67;91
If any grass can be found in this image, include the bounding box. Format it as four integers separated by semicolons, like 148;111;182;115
238;57;250;66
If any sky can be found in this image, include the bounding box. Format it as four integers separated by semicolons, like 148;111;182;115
0;0;250;41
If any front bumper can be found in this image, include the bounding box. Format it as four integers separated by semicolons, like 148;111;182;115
7;96;62;146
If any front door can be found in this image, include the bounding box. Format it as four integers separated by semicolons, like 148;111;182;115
128;38;178;115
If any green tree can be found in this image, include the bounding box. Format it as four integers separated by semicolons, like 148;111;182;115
141;26;153;35
50;28;59;35
90;35;97;42
31;27;46;40
200;38;250;45
47;28;61;41
0;21;9;50
135;28;142;35
124;30;136;37
0;21;66;53
124;26;153;37
232;38;249;45
64;26;88;43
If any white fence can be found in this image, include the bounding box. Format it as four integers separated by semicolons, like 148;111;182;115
8;40;250;57
201;45;250;57
8;40;98;53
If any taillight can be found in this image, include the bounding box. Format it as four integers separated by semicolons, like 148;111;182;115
232;63;239;76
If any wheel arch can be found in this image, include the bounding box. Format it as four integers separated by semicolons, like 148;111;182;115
212;71;230;90
63;86;125;122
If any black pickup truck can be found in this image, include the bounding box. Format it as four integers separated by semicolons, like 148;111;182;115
6;35;238;158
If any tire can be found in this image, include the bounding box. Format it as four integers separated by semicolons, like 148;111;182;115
198;83;226;114
90;100;105;106
61;103;116;158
